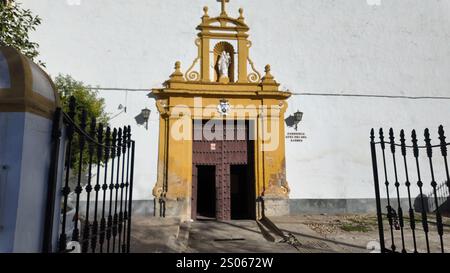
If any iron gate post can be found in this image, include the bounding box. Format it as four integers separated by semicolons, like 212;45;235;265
42;107;63;253
126;140;135;253
371;129;386;253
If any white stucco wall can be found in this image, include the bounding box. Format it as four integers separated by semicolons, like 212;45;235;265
19;0;450;200
0;112;53;252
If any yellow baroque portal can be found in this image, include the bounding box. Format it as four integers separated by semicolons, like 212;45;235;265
150;1;292;221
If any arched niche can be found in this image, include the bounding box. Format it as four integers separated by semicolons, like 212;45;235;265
213;41;235;83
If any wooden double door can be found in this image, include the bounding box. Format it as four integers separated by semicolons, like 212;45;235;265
191;120;255;221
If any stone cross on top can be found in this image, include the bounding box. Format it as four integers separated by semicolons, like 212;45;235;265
217;0;230;16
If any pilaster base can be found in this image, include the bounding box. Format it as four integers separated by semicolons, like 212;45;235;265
153;197;188;219
258;196;290;218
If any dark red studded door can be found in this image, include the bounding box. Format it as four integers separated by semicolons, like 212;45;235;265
192;120;253;221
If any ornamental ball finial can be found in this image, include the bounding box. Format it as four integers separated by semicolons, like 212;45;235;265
203;6;208;15
169;61;185;81
262;64;276;84
238;8;244;20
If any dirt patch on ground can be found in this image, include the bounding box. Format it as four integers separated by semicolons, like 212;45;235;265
272;213;450;253
304;214;378;235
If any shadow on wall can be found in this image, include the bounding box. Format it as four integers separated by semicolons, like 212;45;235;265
285;115;296;129
414;194;450;216
413;194;429;213
134;113;146;126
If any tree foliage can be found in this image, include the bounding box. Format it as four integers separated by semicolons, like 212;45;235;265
55;75;110;172
55;74;109;126
0;1;44;66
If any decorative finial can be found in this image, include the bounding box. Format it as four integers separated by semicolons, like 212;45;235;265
238;8;244;20
262;64;276;84
217;0;230;16
202;6;209;22
169;61;185;82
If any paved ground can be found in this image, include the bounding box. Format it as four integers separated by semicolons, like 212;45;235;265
130;214;450;253
185;220;298;253
130;217;181;253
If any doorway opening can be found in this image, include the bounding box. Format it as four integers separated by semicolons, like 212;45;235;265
230;165;255;220
192;120;256;221
196;165;216;219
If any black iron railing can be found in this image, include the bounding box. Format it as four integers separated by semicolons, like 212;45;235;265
43;96;135;253
370;126;450;253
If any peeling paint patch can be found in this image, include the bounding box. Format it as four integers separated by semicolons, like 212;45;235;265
268;169;290;197
166;172;188;199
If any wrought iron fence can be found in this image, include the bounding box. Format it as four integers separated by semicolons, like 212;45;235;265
370;126;450;253
43;96;135;253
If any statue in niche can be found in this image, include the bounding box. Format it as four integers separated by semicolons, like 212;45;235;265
218;51;231;80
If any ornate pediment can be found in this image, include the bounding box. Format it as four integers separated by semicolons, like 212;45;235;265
154;0;290;95
197;5;249;36
198;16;249;31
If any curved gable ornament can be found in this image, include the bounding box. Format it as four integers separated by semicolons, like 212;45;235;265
160;0;284;90
197;5;249;36
185;38;201;82
198;1;248;30
200;16;249;30
187;4;261;84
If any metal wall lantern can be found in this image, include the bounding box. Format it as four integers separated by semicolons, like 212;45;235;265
141;108;151;129
294;110;303;131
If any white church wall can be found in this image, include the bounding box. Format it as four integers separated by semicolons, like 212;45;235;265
19;0;450;204
287;95;450;199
